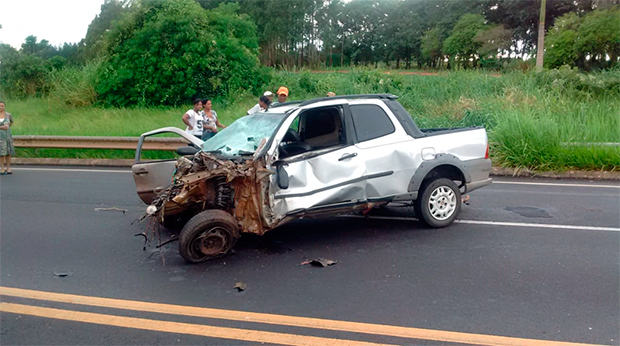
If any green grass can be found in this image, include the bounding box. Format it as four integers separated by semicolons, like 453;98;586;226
6;98;256;136
6;68;620;171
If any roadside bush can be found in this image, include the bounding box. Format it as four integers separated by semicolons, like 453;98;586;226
47;61;100;107
534;66;620;99
298;71;319;94
96;0;265;107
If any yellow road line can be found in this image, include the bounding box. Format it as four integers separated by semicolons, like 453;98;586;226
0;302;394;346
0;286;605;346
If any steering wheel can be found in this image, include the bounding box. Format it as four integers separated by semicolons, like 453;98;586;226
280;128;311;158
282;128;301;143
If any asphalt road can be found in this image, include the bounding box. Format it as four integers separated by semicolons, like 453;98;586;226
0;167;618;346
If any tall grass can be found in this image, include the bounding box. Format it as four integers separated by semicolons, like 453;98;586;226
7;68;620;171
46;62;100;107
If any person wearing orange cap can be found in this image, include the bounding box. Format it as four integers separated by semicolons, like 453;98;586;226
272;86;288;105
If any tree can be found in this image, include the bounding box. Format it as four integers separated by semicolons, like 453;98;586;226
544;12;582;68
475;25;512;58
97;0;265;106
485;0;580;56
79;0;129;62
421;28;443;68
443;14;486;68
574;6;620;69
0;44;20;96
545;7;620;70
7;54;47;96
58;43;81;65
21;36;58;59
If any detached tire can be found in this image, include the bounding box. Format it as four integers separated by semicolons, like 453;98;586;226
178;210;240;263
414;178;461;228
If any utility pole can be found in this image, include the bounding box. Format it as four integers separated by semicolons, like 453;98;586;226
536;0;546;72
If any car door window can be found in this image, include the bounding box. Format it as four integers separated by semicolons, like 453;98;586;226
279;106;345;158
350;104;395;142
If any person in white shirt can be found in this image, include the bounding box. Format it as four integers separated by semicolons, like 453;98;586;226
247;95;271;116
182;99;204;138
247;91;273;115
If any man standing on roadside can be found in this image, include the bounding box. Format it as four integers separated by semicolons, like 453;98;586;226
272;87;288;106
182;99;204;139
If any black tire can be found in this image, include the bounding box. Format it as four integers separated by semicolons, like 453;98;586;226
414;178;461;228
178;210;240;263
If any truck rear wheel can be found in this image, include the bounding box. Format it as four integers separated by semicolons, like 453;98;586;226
178;210;240;263
414;178;461;228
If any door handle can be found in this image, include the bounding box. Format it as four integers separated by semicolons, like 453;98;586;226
338;153;357;161
135;169;149;175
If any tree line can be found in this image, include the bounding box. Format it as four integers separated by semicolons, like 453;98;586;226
0;0;618;104
202;0;619;70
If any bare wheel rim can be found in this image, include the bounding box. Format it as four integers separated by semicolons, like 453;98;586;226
427;185;457;221
190;226;230;259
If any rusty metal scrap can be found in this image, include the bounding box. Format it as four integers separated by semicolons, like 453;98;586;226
149;152;275;235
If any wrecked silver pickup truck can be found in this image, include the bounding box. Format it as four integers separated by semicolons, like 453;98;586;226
132;94;492;263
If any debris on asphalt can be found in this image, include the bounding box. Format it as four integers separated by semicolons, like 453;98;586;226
234;282;247;292
53;271;71;278
134;232;148;251
301;258;338;267
95;207;127;214
156;236;178;248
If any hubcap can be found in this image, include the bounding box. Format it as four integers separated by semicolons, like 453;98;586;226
191;226;229;257
427;186;457;221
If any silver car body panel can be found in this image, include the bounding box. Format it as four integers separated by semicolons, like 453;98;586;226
265;99;490;221
139;126;204;147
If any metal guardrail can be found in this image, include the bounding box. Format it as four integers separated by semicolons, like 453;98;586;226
14;136;620;151
14;135;188;151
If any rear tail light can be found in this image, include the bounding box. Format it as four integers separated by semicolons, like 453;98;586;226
485;142;489;159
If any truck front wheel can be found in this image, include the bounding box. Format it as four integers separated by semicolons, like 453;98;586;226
414;178;461;228
178;210;240;263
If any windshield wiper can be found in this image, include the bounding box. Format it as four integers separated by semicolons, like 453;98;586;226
237;150;254;155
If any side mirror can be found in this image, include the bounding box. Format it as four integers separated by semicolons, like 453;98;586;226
276;165;289;189
177;146;200;156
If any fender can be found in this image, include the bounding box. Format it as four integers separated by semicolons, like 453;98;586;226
407;153;471;193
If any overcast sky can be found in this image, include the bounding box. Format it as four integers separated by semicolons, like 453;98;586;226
0;0;106;49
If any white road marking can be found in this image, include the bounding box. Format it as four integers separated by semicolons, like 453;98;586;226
341;215;620;232
12;167;131;173
455;219;620;232
492;181;620;189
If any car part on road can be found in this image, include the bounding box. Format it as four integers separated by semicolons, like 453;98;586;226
178;210;240;263
95;207;127;214
414;178;461;228
234;282;247;292
301;258;338;267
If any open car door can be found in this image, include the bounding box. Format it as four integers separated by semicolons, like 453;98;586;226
132;127;203;204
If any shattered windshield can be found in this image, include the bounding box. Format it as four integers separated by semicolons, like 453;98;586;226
201;112;286;156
